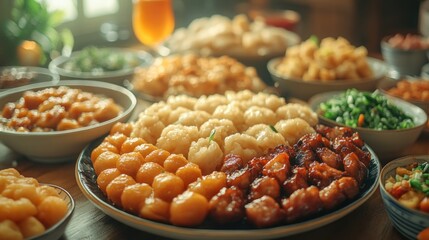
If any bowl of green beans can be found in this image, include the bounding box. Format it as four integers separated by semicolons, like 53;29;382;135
309;88;427;161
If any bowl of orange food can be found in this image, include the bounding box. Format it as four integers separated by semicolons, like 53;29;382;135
268;37;388;101
0;80;137;162
0;168;75;240
379;155;429;240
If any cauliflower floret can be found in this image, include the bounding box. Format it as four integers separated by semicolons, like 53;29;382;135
156;125;199;158
131;115;165;144
166;107;191;125
199;119;238;151
224;133;261;163
166;95;197;110
143;103;172;125
250;92;286;111
245;124;287;151
276;103;318;126
212;102;245;131
194;94;228;114
274;118;315;145
176;111;211;128
243;106;277;130
225;90;254;102
188;137;224;175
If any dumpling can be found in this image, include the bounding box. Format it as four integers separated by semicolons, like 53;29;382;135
274;118;315;145
188;137;224;175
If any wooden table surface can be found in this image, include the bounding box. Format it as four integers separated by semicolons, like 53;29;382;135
0;98;427;240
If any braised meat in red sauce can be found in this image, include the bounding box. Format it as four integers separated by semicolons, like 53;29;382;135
214;125;370;228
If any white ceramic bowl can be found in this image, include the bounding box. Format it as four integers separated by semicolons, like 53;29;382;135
379;155;429;240
29;184;75;240
308;91;427;161
0;80;137;162
268;57;388;101
48;48;153;85
0;66;59;91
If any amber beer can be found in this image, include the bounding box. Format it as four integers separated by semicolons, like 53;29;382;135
132;0;175;46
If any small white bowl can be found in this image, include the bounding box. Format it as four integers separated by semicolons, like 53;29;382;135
268;57;387;101
0;80;137;162
308;91;427;161
48;48;153;85
379;155;429;240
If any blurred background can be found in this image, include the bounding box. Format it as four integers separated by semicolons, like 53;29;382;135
0;0;423;67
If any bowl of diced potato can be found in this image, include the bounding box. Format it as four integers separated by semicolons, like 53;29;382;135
0;168;75;240
0;80;137;162
379;155;429;240
268;36;388;101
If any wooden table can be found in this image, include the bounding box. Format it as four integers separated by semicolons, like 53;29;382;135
1;98;427;240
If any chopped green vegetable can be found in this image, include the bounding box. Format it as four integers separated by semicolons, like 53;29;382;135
208;129;216;144
269;125;278;133
319;89;415;130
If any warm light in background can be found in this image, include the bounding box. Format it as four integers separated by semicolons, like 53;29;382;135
17;40;42;66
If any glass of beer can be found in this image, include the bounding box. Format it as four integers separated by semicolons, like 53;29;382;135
132;0;175;50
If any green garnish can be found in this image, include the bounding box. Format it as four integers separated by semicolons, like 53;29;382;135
309;35;319;46
269;125;278;133
208;129;216;143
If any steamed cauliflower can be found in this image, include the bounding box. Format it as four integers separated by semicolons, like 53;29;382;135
199;119;238;150
188;137;224;175
156;125;199;157
243;106;277;130
176;111;211;128
224;133;261;163
245;124;288;150
212;102;245;131
194;94;228;114
131;115;165;145
276;103;318;126
274;118;315;145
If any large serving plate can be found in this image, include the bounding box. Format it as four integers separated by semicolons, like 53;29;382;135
75;138;381;240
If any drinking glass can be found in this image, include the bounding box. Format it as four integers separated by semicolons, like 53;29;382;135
132;0;175;55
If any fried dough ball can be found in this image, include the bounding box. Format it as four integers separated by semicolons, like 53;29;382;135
152;173;185;202
121;183;153;214
36;185;61;202
144;149;170;166
97;168;121;195
276;103;318;127
18;217;45;238
139;197;170;223
90;141;118;163
120;137;146;154
104;133;128;150
106;174;136;207
0;197;37;222
110;122;133;136
245;124;287;151
188;171;227;199
170;191;209;226
163;154;188;173
133;143;158;159
224;133;261;163
116;152;144;178
136;162;165;185
176;162;203;187
2;183;39;205
156;125;199;158
188;138;224;175
36;196;68;228
274;118;315;145
0;220;23;240
94;151;120;175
